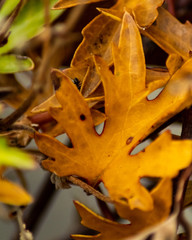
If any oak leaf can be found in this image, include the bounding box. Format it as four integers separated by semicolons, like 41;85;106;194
72;178;172;240
35;12;192;211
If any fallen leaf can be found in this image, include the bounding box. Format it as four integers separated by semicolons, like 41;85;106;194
35;12;192;211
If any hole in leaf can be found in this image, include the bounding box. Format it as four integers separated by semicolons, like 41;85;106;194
95;122;104;136
140;177;160;191
147;87;164;101
98;182;110;197
80;114;86;121
117;218;131;225
56;133;73;148
130;139;151;155
160;122;182;137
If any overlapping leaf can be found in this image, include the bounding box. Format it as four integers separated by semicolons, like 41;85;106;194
35;12;192;211
142;7;192;61
53;0;163;27
73;164;190;240
59;0;164;93
72;178;172;240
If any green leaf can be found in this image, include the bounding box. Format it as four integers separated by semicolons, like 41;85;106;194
0;54;34;73
0;0;20;22
0;138;35;169
0;0;64;54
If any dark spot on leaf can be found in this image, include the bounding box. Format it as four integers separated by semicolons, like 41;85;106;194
120;197;128;203
126;137;133;145
80;114;86;121
189;50;192;58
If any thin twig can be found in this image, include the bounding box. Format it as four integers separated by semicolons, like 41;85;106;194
12;174;56;240
6;124;35;134
16;208;33;240
67;176;113;203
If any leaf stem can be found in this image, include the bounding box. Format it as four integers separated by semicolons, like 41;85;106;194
67;176;113;203
6;124;35;134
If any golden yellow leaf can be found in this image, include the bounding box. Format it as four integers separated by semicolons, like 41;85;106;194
0;179;33;206
53;0;163;27
166;54;183;75
142;7;192;60
35;12;192;211
71;13;121;68
146;67;170;92
113;0;164;28
71;0;163;68
31;95;62;114
71;178;172;240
